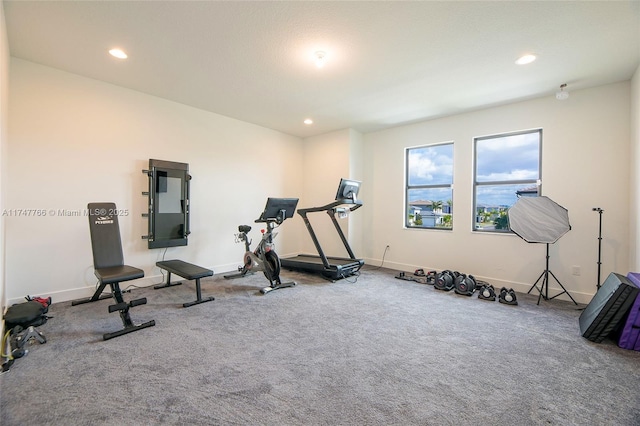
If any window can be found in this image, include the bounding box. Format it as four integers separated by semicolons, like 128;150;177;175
405;142;454;229
473;129;541;232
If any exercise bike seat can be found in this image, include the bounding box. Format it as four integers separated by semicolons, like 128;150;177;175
238;225;251;233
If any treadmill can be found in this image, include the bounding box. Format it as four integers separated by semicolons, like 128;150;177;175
281;178;364;281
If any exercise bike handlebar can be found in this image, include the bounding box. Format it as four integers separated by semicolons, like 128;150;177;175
255;208;289;225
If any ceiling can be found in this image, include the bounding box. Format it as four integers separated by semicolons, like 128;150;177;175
4;1;640;138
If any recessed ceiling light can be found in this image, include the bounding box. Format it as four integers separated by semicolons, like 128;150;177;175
109;48;128;59
304;119;313;125
515;54;536;65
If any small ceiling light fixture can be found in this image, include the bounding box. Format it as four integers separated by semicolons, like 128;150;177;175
314;51;326;68
303;118;313;125
556;83;569;100
515;54;536;65
109;48;128;59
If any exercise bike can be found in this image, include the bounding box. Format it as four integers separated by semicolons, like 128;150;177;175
224;198;299;294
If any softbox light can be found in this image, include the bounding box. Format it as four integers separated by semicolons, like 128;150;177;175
507;196;577;305
508;196;570;244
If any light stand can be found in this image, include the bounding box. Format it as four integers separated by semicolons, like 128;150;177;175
528;243;578;305
508;196;578;306
593;207;604;290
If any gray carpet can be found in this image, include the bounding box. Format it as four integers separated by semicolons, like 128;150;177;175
2;266;639;426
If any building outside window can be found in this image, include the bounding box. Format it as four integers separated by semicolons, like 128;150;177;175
405;142;454;229
473;129;542;232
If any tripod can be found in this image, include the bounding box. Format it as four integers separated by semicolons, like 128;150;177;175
528;243;578;306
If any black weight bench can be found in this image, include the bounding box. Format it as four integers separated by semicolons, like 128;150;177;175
73;202;155;341
155;260;215;307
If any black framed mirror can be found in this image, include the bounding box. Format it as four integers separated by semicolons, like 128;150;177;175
143;159;190;249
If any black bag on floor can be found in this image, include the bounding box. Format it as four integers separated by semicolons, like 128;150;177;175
4;300;49;330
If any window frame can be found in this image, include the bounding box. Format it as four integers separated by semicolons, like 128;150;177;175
472;129;542;233
404;141;454;230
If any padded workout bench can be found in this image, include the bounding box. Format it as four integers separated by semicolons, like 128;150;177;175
155;260;215;307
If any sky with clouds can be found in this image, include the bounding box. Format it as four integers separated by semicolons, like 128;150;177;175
407;131;540;207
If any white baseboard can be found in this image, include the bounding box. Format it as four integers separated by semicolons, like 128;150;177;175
9;257;593;306
6;261;251;306
363;256;593;305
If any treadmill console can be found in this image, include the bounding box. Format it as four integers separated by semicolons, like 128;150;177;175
335;178;361;202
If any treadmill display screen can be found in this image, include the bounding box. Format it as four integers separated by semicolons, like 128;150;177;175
335;178;361;201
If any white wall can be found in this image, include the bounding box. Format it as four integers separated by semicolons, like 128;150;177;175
6;59;304;304
348;129;364;256
630;64;640;272
0;1;8;313
299;129;364;257
5;57;636;306
363;82;631;303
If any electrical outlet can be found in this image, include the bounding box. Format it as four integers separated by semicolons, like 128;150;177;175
571;265;581;276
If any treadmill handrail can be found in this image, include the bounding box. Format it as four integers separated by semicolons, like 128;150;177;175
297;198;362;215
